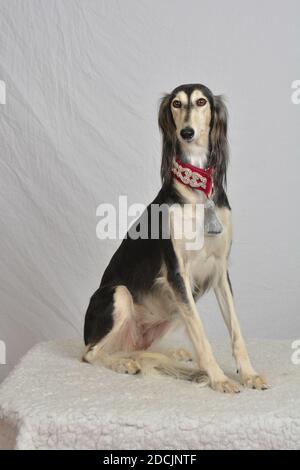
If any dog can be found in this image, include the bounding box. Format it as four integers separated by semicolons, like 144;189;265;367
83;83;269;393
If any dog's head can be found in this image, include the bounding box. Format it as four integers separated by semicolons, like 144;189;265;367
158;84;228;189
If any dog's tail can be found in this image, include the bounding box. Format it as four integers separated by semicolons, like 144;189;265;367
137;351;208;384
83;347;208;386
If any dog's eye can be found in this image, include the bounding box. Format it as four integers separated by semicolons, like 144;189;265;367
196;98;207;107
172;100;182;108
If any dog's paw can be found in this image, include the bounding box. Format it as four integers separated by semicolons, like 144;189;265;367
210;378;241;393
241;373;269;390
167;348;194;362
111;358;141;375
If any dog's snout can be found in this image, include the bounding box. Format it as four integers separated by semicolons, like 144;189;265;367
180;127;194;141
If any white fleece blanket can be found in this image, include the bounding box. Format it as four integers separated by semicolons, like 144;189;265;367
0;339;299;450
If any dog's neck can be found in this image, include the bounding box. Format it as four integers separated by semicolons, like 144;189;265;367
179;142;208;169
173;141;210;204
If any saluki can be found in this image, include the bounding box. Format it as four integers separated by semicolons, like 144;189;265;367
83;83;268;393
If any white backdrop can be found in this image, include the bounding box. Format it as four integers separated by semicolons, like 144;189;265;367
0;0;300;383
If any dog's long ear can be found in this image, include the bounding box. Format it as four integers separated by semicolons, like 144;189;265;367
158;94;176;185
210;95;229;190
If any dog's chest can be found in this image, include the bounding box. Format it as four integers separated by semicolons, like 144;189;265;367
172;205;232;285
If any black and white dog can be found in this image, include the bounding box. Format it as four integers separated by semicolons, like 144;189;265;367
83;84;268;393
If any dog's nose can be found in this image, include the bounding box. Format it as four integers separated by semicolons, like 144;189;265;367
180;127;194;140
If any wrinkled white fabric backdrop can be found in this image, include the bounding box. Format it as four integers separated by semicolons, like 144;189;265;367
0;0;299;383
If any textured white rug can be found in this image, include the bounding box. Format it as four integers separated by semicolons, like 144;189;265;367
0;339;299;450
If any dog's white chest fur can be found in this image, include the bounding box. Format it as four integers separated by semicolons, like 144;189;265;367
189;210;231;289
171;185;232;290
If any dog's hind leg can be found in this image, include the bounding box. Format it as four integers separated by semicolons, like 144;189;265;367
83;286;207;382
83;285;140;365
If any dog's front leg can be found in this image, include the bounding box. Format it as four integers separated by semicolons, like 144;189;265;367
214;270;269;390
174;273;240;393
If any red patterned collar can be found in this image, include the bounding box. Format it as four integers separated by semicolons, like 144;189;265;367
172;158;214;197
